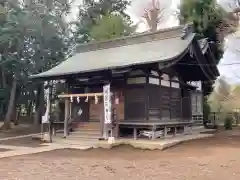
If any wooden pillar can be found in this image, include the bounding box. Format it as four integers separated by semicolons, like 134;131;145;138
115;114;119;139
64;98;70;138
101;97;109;140
237;112;239;126
100;106;104;138
173;127;177;137
49;81;53;143
103;123;109;140
164;126;167;138
102;82;112;140
133;127;137;140
111;107;119;139
159;78;162;121
146;73;149;121
55;100;60;121
169;79;172;121
183;125;187;135
151;125;156;140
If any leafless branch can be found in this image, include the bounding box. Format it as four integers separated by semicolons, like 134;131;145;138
141;0;165;32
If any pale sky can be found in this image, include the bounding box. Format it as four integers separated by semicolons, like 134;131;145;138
68;0;240;83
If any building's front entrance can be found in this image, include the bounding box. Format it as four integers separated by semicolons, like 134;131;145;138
71;101;90;123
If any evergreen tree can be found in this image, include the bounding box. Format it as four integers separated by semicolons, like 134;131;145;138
0;0;71;129
74;0;131;43
90;14;135;41
179;0;238;63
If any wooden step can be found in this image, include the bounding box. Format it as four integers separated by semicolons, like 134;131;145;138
69;130;101;140
76;122;101;130
67;135;100;140
55;130;101;140
66;122;102;140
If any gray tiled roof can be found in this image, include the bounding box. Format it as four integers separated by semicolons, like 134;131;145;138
31;25;195;79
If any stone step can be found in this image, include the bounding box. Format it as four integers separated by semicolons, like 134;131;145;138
67;135;101;140
60;140;99;147
69;129;101;139
54;133;101;140
72;128;100;132
73;128;100;132
55;130;100;136
70;130;100;136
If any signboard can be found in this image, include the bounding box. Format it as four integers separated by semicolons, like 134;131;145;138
103;84;111;124
42;88;50;124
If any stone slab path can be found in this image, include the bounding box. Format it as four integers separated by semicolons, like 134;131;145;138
0;133;96;159
0;127;216;159
0;142;95;158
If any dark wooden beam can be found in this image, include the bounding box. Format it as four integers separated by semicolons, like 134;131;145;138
63;82;70;138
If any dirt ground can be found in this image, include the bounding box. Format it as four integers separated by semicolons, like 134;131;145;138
0;136;45;147
0;130;239;180
0;123;41;139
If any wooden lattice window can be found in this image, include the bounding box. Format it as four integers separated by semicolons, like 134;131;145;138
161;74;170;87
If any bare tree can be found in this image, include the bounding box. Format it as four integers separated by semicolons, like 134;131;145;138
215;0;240;55
232;0;240;13
208;77;230;111
141;0;165;32
208;76;240;113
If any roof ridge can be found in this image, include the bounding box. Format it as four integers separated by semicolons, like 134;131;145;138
76;24;193;53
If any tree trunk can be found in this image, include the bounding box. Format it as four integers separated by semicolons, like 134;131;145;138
1;66;6;88
13;105;18;126
27;100;33;117
13;87;21;126
0;66;7;116
149;9;158;32
1;79;17;130
34;83;44;126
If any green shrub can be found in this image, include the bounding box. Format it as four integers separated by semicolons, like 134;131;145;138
224;116;233;130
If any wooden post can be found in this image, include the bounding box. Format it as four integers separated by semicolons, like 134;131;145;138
55;100;60;121
174;126;177;136
164;126;167;138
133;127;137;140
151;125;156;140
64;98;70;138
183;125;187;135
115;115;119;139
103;83;111;140
103;124;108;140
100;101;108;140
100;108;104;138
111;107;119;139
213;112;216;125
41;123;44;140
237;111;239;126
49;81;53;143
190;124;193;134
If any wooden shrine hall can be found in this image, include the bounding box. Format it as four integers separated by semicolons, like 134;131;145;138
31;24;219;140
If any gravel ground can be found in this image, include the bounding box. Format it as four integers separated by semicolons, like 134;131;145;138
0;131;240;180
